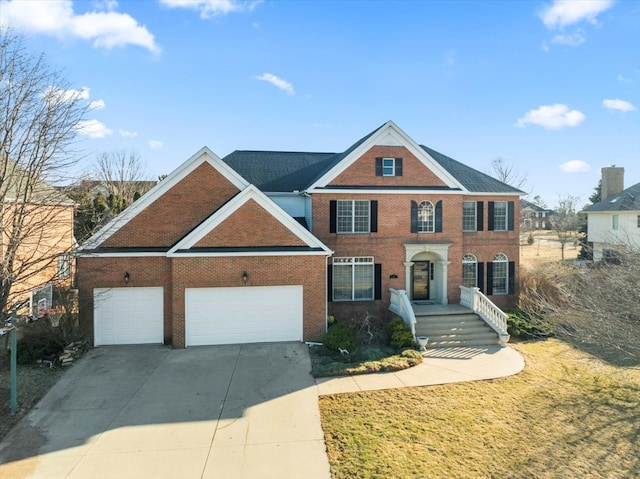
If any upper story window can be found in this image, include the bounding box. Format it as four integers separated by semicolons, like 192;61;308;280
493;201;508;231
375;157;403;177
612;215;619;231
418;201;435;233
337;200;370;233
462;201;477;232
462;253;478;288
56;254;71;279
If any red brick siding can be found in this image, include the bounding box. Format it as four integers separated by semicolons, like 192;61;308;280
329;146;448;187
76;256;173;345
102;163;240;248
170;255;327;348
194;199;307;248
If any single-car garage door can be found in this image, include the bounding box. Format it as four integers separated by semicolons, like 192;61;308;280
185;285;303;346
94;287;163;346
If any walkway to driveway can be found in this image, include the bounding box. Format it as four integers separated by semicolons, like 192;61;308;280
0;342;525;479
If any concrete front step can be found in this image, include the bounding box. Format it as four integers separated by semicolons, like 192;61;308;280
415;312;500;348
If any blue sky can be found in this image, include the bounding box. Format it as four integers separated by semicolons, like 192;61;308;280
2;0;639;208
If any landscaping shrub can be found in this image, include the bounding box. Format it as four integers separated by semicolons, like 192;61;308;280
322;321;357;352
384;316;415;349
15;319;65;364
506;308;555;339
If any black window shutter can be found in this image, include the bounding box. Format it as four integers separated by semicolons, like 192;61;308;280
370;200;378;232
327;264;333;302
395;158;403;176
486;262;494;295
435;200;443;233
375;157;383;176
477;202;484;231
508;201;515;231
410;200;418;233
508;261;516;294
488;201;495;231
477;262;484;292
374;264;382;300
329;200;337;233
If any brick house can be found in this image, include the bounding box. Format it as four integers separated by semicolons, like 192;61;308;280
77;122;523;348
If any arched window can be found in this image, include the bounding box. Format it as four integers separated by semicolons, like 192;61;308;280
492;253;508;295
462;254;477;288
418;201;434;233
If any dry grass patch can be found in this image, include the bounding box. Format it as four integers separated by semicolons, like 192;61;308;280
319;339;640;479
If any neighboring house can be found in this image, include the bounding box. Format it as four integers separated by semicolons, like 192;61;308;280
77;121;523;348
520;200;553;230
584;167;640;262
1;159;75;313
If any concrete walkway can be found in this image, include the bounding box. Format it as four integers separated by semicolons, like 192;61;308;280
316;345;525;395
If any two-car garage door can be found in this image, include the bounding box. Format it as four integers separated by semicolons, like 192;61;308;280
93;285;303;347
185;285;303;346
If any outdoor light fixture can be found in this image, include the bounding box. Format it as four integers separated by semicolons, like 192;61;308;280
242;271;248;284
124;272;130;284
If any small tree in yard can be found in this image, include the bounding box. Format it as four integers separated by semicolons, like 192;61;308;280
551;195;582;260
0;31;86;313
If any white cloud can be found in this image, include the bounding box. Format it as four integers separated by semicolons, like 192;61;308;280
516;104;585;129
0;0;160;53
256;73;295;95
617;74;632;84
149;140;164;149
540;0;614;29
550;30;586;47
559;160;591;173
89;99;106;110
119;129;138;138
160;0;261;19
76;119;113;138
45;86;90;102
603;98;636;112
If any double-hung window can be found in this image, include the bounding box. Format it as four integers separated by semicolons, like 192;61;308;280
612;215;619;231
492;253;508;295
56;254;71;279
462;201;477;232
462;254;478;288
417;201;435;233
337;200;370;233
493;201;508;231
382;158;395;176
332;257;374;301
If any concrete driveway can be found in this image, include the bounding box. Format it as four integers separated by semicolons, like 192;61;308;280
0;342;331;479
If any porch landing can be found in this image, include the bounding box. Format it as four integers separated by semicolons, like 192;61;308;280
412;302;501;348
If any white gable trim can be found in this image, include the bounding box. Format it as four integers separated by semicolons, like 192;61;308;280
167;184;332;256
78;147;249;252
306;121;466;192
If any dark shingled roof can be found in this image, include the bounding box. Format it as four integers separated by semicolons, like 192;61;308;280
584;182;640;212
220;125;524;194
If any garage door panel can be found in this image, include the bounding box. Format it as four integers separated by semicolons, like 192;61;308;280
94;287;163;346
186;286;303;346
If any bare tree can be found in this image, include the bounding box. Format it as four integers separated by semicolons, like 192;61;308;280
491;157;528;190
551;195;582;260
0;31;86;313
94;150;151;206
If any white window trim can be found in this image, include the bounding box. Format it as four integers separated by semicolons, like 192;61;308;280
462;201;477;232
494;201;508;232
332;256;374;301
462;253;477;288
337;199;370;234
492;253;508;295
382;157;395;177
612;215;619;231
417;200;435;233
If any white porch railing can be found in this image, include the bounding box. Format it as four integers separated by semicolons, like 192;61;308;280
459;286;510;347
389;288;417;338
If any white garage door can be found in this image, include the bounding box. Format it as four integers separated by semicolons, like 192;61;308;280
185;285;303;346
94;287;163;346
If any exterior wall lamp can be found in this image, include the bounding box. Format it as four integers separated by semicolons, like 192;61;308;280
242;271;248;284
124;272;130;284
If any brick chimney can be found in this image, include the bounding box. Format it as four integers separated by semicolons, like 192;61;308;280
601;166;624;200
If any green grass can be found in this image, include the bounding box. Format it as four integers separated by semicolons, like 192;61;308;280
319;339;640;479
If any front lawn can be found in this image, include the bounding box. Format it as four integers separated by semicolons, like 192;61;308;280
319;339;640;479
